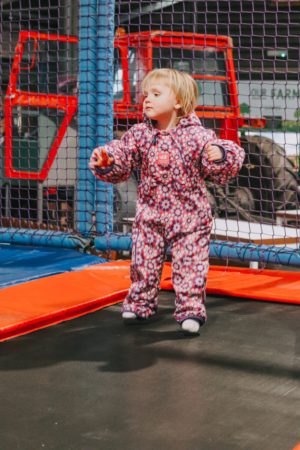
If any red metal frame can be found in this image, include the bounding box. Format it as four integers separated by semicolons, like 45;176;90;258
5;29;264;181
5;31;78;180
115;30;245;142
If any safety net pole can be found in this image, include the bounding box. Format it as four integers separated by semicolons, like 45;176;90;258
96;0;115;234
76;0;98;235
95;0;114;235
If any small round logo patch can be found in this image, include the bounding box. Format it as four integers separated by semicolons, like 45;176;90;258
157;152;170;167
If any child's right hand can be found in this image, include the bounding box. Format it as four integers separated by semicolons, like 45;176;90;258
89;147;114;170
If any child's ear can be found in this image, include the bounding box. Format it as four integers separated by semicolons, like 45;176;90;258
175;103;181;110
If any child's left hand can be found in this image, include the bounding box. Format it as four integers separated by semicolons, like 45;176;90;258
205;144;223;162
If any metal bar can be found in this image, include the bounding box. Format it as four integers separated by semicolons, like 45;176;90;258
119;0;184;24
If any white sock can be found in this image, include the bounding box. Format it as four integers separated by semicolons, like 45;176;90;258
181;319;200;334
122;311;137;320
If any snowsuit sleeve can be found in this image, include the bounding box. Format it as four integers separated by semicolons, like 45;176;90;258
199;129;245;185
92;127;140;184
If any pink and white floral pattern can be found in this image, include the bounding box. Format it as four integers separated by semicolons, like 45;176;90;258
92;112;245;324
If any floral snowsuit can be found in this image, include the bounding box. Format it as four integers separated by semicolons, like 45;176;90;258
92;112;245;324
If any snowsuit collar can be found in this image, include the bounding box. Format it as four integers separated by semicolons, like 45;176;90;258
143;111;201;134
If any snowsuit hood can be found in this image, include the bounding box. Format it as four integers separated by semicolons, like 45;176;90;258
143;111;202;134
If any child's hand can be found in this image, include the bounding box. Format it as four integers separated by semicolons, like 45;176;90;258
89;147;114;170
205;144;223;162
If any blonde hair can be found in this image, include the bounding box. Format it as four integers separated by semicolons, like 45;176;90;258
141;68;198;118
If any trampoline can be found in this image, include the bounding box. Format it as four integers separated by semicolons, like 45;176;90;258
0;290;300;450
0;245;300;449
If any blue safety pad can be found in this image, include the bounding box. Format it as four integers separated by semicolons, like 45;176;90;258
0;244;107;288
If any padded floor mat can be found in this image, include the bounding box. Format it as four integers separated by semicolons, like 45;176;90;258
1;261;300;341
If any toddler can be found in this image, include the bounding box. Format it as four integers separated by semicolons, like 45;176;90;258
89;68;245;334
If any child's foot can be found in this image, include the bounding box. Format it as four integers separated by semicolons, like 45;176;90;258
122;311;137;321
181;319;200;334
122;311;158;324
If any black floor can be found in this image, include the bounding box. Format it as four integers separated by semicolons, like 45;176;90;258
1;292;300;450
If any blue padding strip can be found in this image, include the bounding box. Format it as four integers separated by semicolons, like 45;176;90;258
0;244;106;288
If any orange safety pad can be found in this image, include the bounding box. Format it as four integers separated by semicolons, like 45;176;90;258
161;264;300;305
1;261;300;342
208;266;300;304
0;261;132;342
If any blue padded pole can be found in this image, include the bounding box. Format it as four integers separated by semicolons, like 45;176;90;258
210;240;300;266
76;0;98;235
94;235;300;267
0;228;89;249
95;0;115;234
95;234;132;251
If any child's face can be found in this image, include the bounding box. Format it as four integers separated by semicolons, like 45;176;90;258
143;79;180;122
